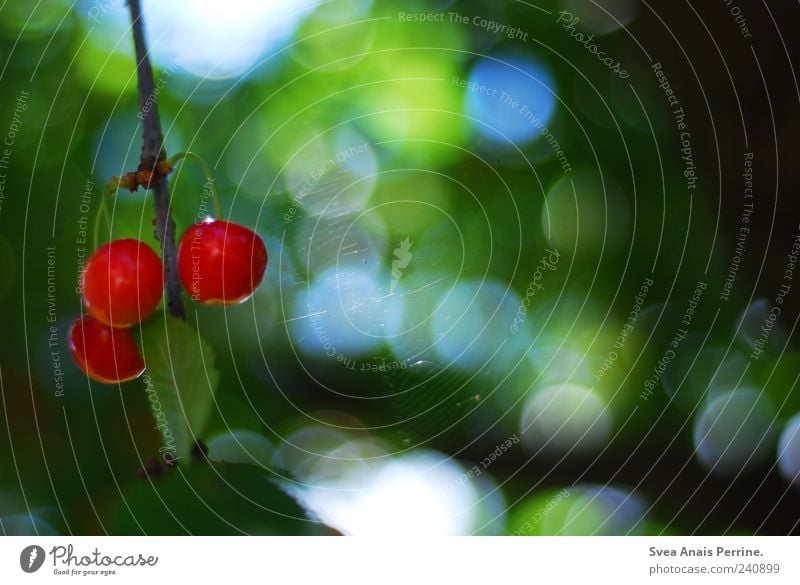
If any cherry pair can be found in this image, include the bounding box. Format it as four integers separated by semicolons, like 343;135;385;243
69;220;267;383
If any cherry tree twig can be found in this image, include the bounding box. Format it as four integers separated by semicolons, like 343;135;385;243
128;0;185;319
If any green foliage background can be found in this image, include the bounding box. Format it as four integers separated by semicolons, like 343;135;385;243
0;0;798;535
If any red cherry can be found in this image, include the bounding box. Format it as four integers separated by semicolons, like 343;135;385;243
82;239;163;328
68;315;145;383
177;219;267;304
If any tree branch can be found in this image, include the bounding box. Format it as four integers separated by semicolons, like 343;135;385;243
128;0;185;319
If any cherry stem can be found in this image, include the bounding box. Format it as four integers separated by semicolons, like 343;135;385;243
92;194;112;251
167;151;224;220
128;0;185;320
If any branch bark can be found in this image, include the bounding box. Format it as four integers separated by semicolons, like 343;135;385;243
128;0;185;319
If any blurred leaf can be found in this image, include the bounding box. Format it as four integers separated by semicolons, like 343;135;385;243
108;462;326;535
139;313;219;463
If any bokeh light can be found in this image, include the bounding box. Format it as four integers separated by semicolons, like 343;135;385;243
541;169;630;257
465;53;557;147
351;50;466;165
558;485;646;535
693;389;777;475
289;0;376;72
0;514;59;536
519;383;612;456
282;126;378;219
293;448;480;535
144;0;315;80
736;299;787;356
777;414;800;489
511;484;647;536
291;265;399;359
383;268;460;363
661;340;752;411
289;212;388;278
1;0;73;39
431;279;531;373
206;429;275;468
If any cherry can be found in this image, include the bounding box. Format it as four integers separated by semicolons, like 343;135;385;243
69;315;145;383
177;219;267;304
82;238;164;328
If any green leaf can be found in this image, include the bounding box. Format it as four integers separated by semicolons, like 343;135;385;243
138;313;219;463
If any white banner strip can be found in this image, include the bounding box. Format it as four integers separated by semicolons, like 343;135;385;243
1;537;799;584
